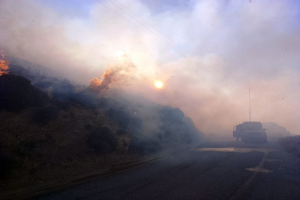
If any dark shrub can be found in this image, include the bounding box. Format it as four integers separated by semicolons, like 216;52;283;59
85;123;93;130
86;127;118;154
159;106;184;122
105;108;142;133
127;106;202;155
157;106;198;146
128;138;162;155
52;89;101;110
16;141;38;158
159;107;185;132
105;108;131;129
54;100;70;111
32;106;58;124
278;136;300;153
0;154;16;179
33;81;53;88
0;74;48;112
116;128;127;135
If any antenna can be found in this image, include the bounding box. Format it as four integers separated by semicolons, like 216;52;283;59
249;88;251;122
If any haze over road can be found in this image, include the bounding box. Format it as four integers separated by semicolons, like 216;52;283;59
34;141;300;200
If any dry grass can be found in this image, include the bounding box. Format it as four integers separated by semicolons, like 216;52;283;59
278;136;300;156
0;104;138;191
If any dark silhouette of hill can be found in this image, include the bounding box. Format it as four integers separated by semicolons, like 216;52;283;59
0;74;49;112
0;70;203;191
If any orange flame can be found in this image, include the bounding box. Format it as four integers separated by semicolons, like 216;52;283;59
89;69;118;93
0;51;9;76
89;56;136;94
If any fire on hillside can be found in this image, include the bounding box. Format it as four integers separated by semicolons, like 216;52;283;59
0;51;9;76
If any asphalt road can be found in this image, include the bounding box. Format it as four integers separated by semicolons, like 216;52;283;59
34;142;300;200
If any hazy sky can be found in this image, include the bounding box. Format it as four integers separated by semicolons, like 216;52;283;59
0;0;300;135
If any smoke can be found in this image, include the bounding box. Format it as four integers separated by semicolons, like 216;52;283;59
89;55;136;94
1;0;300;135
262;122;292;138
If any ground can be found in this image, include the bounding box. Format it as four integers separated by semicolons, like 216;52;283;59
29;139;300;200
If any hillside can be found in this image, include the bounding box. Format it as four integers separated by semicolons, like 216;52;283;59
0;71;203;192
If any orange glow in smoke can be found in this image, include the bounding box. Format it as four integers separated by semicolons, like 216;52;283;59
89;57;136;94
89;70;111;90
0;51;9;76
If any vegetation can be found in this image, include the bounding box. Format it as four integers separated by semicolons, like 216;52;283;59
278;136;300;154
105;108;142;132
86;127;118;154
0;154;16;180
0;74;48;112
31;106;58;124
128;138;162;155
0;70;203;192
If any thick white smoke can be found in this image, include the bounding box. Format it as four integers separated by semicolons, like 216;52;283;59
0;0;299;134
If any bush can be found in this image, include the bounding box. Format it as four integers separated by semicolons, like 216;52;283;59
278;136;300;153
85;123;93;130
16;141;38;158
128;106;202;155
32;106;58;124
105;108;142;131
157;106;200;146
128;138;162;155
0;74;48;112
0;154;16;179
116;128;127;135
54;100;70;111
86;127;118;154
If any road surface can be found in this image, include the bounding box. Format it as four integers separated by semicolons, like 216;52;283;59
34;141;300;200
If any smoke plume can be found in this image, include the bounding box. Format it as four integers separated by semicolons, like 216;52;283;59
89;56;136;94
1;0;300;135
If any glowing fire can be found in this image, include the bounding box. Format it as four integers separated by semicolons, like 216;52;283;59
89;56;136;94
89;69;117;92
155;81;163;88
0;51;9;76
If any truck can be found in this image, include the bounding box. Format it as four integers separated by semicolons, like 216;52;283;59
233;122;267;143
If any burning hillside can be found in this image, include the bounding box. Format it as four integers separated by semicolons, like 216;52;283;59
0;51;9;76
0;60;203;193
